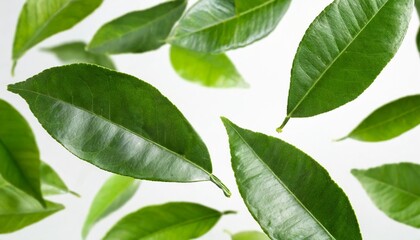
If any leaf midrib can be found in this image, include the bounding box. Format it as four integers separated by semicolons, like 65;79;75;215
288;0;392;117
0;205;62;217
225;121;336;239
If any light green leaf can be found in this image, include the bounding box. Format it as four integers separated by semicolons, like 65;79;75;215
231;231;270;240
87;0;186;54
12;0;103;69
168;0;291;53
279;0;413;131
8;64;230;197
40;161;78;197
82;175;140;239
222;118;361;240
352;163;420;228
0;99;44;205
339;95;420;142
0;177;63;233
170;46;247;88
103;202;234;240
43;41;116;69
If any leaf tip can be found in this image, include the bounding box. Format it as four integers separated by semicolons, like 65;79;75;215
11;60;17;76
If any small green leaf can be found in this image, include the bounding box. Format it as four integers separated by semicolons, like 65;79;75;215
170;46;247;88
0;178;63;233
0;99;44;205
279;0;414;131
8;64;230;197
12;0;103;68
43;41;116;69
40;161;78;197
87;0;186;54
222;118;361;240
168;0;291;53
103;202;234;240
82;175;140;239
339;95;420;142
231;231;270;240
352;163;420;228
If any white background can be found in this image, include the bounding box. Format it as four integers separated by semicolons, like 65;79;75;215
1;0;420;239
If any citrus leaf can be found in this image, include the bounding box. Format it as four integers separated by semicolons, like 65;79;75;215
231;231;270;240
103;202;234;240
222;118;361;240
170;46;247;88
168;0;291;53
40;161;78;197
8;64;230;197
340;95;420;142
279;0;413;131
87;0;186;54
82;175;140;239
352;163;420;228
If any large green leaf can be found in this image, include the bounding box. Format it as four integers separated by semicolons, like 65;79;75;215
168;0;291;53
0;99;44;205
0;177;63;233
43;42;116;69
222;118;361;240
87;0;186;54
352;163;420;228
82;175;140;239
40;161;78;197
279;0;413;131
231;231;270;240
8;64;230;197
339;95;420;142
170;46;247;88
103;202;234;240
12;0;103;69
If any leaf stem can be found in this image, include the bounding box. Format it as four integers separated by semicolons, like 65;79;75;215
210;174;231;197
276;116;290;133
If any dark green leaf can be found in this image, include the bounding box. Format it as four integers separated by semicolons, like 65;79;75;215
279;0;413;131
87;1;186;54
12;0;103;69
43;42;116;69
168;0;291;53
170;46;247;88
0;99;44;205
352;163;420;228
8;64;230;197
82;175;140;239
103;202;234;240
231;231;270;240
222;118;361;240
339;95;420;142
40;161;78;197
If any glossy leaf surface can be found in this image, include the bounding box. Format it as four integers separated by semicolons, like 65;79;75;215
40;161;77;196
82;175;140;239
222;118;361;240
0;99;44;204
232;231;270;240
168;0;291;53
340;95;420;142
103;202;232;240
353;163;420;228
87;1;186;54
43;42;116;69
13;0;103;64
170;46;246;88
281;0;413;129
8;64;230;196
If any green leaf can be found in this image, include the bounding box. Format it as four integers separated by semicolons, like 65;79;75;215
339;95;420;142
12;0;103;69
43;41;116;69
168;0;291;53
8;64;230;197
231;231;270;240
103;202;234;240
0;177;64;233
222;118;361;240
416;0;420;15
170;46;247;88
352;163;420;228
87;0;186;54
40;161;78;197
278;0;414;131
0;99;44;205
82;175;140;239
